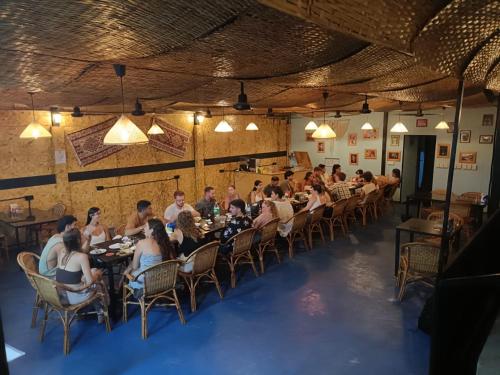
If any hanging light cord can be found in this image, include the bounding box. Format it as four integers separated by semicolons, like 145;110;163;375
30;93;35;121
120;76;125;114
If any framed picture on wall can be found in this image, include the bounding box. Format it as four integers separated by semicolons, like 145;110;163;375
437;144;450;158
364;149;377;159
349;153;358;165
387;151;401;161
482;114;494;126
416;118;428;128
390;135;400;147
305;132;314;142
446;121;455;133
479;135;493;144
459;151;477;164
348;133;357;146
362;129;379;139
459;130;471;143
317;141;325;153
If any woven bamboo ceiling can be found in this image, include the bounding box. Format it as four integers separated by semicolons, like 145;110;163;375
0;0;498;114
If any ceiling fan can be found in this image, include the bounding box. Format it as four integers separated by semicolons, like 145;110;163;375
399;103;439;117
325;110;358;118
265;107;288;119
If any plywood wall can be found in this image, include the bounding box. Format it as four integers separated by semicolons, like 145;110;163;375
0;110;288;228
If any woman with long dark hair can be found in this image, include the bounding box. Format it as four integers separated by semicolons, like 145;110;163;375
329;164;342;184
82;207;110;246
249;180;264;203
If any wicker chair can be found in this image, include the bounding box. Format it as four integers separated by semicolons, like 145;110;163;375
255;218;280;274
31;273;111;354
397;242;440;301
321;200;347;241
39;202;67;247
0;234;8;263
306;204;326;249
356;190;378;226
373;188;386;217
219;228;258;288
283;210;309;258
178;241;223;313
17;252;43;328
343;195;361;231
425;211;464;251
123;260;185;339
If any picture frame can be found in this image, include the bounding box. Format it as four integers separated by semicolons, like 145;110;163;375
446;121;455;134
305;132;314;142
479;135;493;144
482;114;494;127
364;148;377;159
348;133;357;146
387;151;401;161
390;135;400;147
362;129;379;139
459;130;471;143
349;153;358;165
416;118;428;128
458;151;477;164
437;144;450;158
317;141;325;153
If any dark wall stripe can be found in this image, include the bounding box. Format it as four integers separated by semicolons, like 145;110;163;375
203;151;287;166
0;174;56;190
68;160;195;182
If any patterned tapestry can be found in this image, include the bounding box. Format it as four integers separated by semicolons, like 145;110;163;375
66;117;124;166
149;118;191;158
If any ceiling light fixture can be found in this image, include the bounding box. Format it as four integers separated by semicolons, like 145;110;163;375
333;111;342;118
246;122;259;131
214;107;233;132
360;95;372;114
103;64;148;145
233;81;251;111
147;112;164;135
435;107;449;129
50;107;61;127
205;108;212;118
361;121;374;130
390;110;409;133
305;112;318;131
131;98;145;116
19;93;52;139
312;92;336;139
71;106;84;118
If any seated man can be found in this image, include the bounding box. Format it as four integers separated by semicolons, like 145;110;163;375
220;199;253;255
270;187;294;237
164;190;200;223
195;186;216;218
330;172;352;201
263;176;280;198
39;215;78;278
125;200;156;236
280;170;295;196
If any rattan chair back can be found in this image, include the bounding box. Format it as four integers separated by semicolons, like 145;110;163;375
331;199;347;218
231;228;256;256
289;210;309;232
185;241;219;275
401;242;440;274
52;202;66;217
31;273;65;309
17;251;39;274
427;211;464;227
345;195;361;213
310;204;326;225
459;192;481;202
364;190;379;204
139;260;179;296
259;218;280;244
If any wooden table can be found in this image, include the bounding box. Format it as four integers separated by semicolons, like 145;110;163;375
0;209;60;251
394;218;458;276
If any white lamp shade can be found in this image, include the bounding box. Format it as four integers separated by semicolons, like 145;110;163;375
19;122;52;139
147;123;164;135
361;122;373;130
214;120;233;132
435;120;449;130
246;122;259;131
305;120;318;131
103;114;149;145
312;123;337;139
390;121;409;133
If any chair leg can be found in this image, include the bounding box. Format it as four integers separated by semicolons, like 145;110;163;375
287;236;294;258
318;224;325;244
274;247;281;264
248;251;259;277
308;227;313;249
229;261;237;288
211;270;224;300
258;247;265;274
140;299;147;339
397;271;408;301
122;287;128;323
102;303;111;333
187;278;196;313
63;311;70;355
31;293;41;328
327;220;334;241
39;304;49;341
172;289;186;325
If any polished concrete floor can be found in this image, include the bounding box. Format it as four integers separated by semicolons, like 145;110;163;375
1;208;430;374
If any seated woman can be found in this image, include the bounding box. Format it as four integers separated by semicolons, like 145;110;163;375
56;228;108;318
328;164;342;185
249;180;265;204
297;171;314;192
124;218;175;292
389;168;401;186
223;185;240;211
253;200;278;230
352;169;364;183
82;207;110;246
359;171;379;203
173;211;207;272
301;184;330;212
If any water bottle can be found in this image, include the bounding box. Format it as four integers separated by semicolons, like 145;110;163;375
245;204;251;217
213;202;220;218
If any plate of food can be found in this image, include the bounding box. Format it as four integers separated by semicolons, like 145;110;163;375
109;243;122;250
90;248;106;255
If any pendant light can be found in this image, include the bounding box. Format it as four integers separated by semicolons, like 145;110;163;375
361;120;373;130
103;64;148;145
246;122;259;131
312;92;337;139
233;81;251;111
390;112;409;133
19;93;52;139
305;111;318;131
205;108;212;118
435;107;449;129
360;95;372;114
131;98;145;116
214;107;233;132
147;112;164;135
71;106;84;118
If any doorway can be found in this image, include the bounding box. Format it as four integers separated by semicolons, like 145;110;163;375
400;135;436;202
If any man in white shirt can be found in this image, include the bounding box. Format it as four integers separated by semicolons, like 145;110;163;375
270;187;294;237
164;191;200;223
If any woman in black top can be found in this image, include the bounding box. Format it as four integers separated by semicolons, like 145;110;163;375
220;199;253;255
175;211;206;257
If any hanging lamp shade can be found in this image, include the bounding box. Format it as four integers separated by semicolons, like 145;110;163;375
361;122;373;130
390;121;409;133
435;120;449;129
215;119;233;132
147;117;164;135
312;123;337;139
104;114;149;144
20;121;52;139
305;120;318;131
246;122;258;131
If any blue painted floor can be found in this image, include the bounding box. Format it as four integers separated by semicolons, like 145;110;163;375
1;207;430;374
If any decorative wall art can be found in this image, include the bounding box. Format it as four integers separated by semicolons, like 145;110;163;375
387;151;401;161
306;132;314;142
447;121;455;133
390;135;400;147
479;135;493;144
348;133;357;146
362;129;379;139
317;141;325;153
437;144;450;158
458;151;477;164
416;118;428;128
349;153;358;165
149;118;191;157
364;149;377;159
459;130;471;143
482;114;494;127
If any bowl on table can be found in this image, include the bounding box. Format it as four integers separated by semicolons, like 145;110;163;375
90;248;106;255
